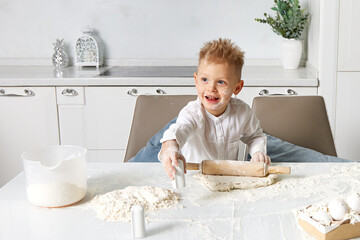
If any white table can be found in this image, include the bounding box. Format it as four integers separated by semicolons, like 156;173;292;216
1;162;360;240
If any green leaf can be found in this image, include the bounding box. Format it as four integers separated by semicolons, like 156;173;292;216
254;0;308;39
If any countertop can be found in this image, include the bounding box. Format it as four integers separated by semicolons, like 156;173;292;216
1;162;359;240
0;65;318;87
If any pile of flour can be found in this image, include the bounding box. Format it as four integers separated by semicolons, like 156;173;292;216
88;186;180;222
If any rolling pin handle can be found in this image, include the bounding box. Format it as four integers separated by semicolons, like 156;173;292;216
268;166;291;174
186;162;201;170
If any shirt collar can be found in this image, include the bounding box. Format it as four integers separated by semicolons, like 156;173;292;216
202;100;231;121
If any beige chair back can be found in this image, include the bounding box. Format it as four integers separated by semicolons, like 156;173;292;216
124;95;197;162
252;95;337;156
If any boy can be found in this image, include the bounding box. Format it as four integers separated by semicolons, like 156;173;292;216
159;38;271;179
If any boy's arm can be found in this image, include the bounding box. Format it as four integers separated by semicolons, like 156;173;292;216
240;106;270;164
161;111;197;150
159;140;186;180
247;134;271;165
245;132;267;156
245;134;271;165
158;105;197;179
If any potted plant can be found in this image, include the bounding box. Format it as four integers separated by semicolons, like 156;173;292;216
255;0;309;69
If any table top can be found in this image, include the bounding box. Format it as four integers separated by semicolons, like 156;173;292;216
1;162;359;240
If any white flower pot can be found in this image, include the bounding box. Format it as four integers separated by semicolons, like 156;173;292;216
281;39;302;69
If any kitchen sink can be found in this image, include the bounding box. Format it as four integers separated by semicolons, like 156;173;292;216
99;66;197;77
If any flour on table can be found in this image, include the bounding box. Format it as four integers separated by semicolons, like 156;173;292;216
88;186;180;222
193;172;278;192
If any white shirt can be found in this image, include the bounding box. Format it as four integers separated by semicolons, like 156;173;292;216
160;98;267;163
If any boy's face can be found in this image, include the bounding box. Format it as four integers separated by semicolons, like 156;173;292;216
194;59;244;117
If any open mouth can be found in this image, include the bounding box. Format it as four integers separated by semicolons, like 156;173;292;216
205;96;220;102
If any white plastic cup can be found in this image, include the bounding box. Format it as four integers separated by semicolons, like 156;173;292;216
174;160;186;189
131;205;146;238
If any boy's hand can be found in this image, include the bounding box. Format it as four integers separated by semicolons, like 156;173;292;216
159;140;186;180
250;151;271;165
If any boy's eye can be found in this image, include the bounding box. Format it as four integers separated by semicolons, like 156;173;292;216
202;78;208;82
218;80;225;84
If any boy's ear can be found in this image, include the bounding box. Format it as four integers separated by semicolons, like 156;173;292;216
194;72;198;84
234;80;244;95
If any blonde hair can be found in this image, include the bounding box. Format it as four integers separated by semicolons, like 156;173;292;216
198;38;245;79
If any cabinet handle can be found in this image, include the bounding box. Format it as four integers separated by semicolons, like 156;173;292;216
61;88;78;96
258;89;269;96
287;89;297;95
258;89;298;96
156;88;166;95
127;88;138;96
0;88;35;97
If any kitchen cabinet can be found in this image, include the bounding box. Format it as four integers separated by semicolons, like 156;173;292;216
335;72;360;160
333;0;360;161
337;0;360;71
57;86;197;162
0;87;59;187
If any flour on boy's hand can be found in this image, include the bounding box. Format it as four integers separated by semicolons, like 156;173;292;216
193;173;277;192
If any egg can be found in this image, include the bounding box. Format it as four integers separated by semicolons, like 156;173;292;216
347;193;360;213
328;199;349;221
312;211;333;226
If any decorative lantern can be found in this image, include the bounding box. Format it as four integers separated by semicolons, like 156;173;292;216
75;26;104;68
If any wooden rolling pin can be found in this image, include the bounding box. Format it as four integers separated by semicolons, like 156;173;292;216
186;160;291;177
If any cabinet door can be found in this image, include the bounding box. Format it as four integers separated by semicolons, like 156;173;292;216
0;87;59;187
338;0;360;71
335;72;360;161
85;87;136;150
237;87;318;106
56;87;86;147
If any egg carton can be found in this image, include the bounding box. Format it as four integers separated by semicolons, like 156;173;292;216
297;207;360;240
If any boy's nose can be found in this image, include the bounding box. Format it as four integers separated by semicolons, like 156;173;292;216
208;81;217;92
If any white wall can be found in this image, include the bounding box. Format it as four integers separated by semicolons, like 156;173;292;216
307;0;320;71
0;0;310;64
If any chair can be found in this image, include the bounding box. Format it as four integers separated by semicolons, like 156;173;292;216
123;95;197;162
251;95;337;156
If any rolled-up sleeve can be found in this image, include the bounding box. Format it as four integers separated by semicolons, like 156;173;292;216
240;107;267;156
160;107;198;149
